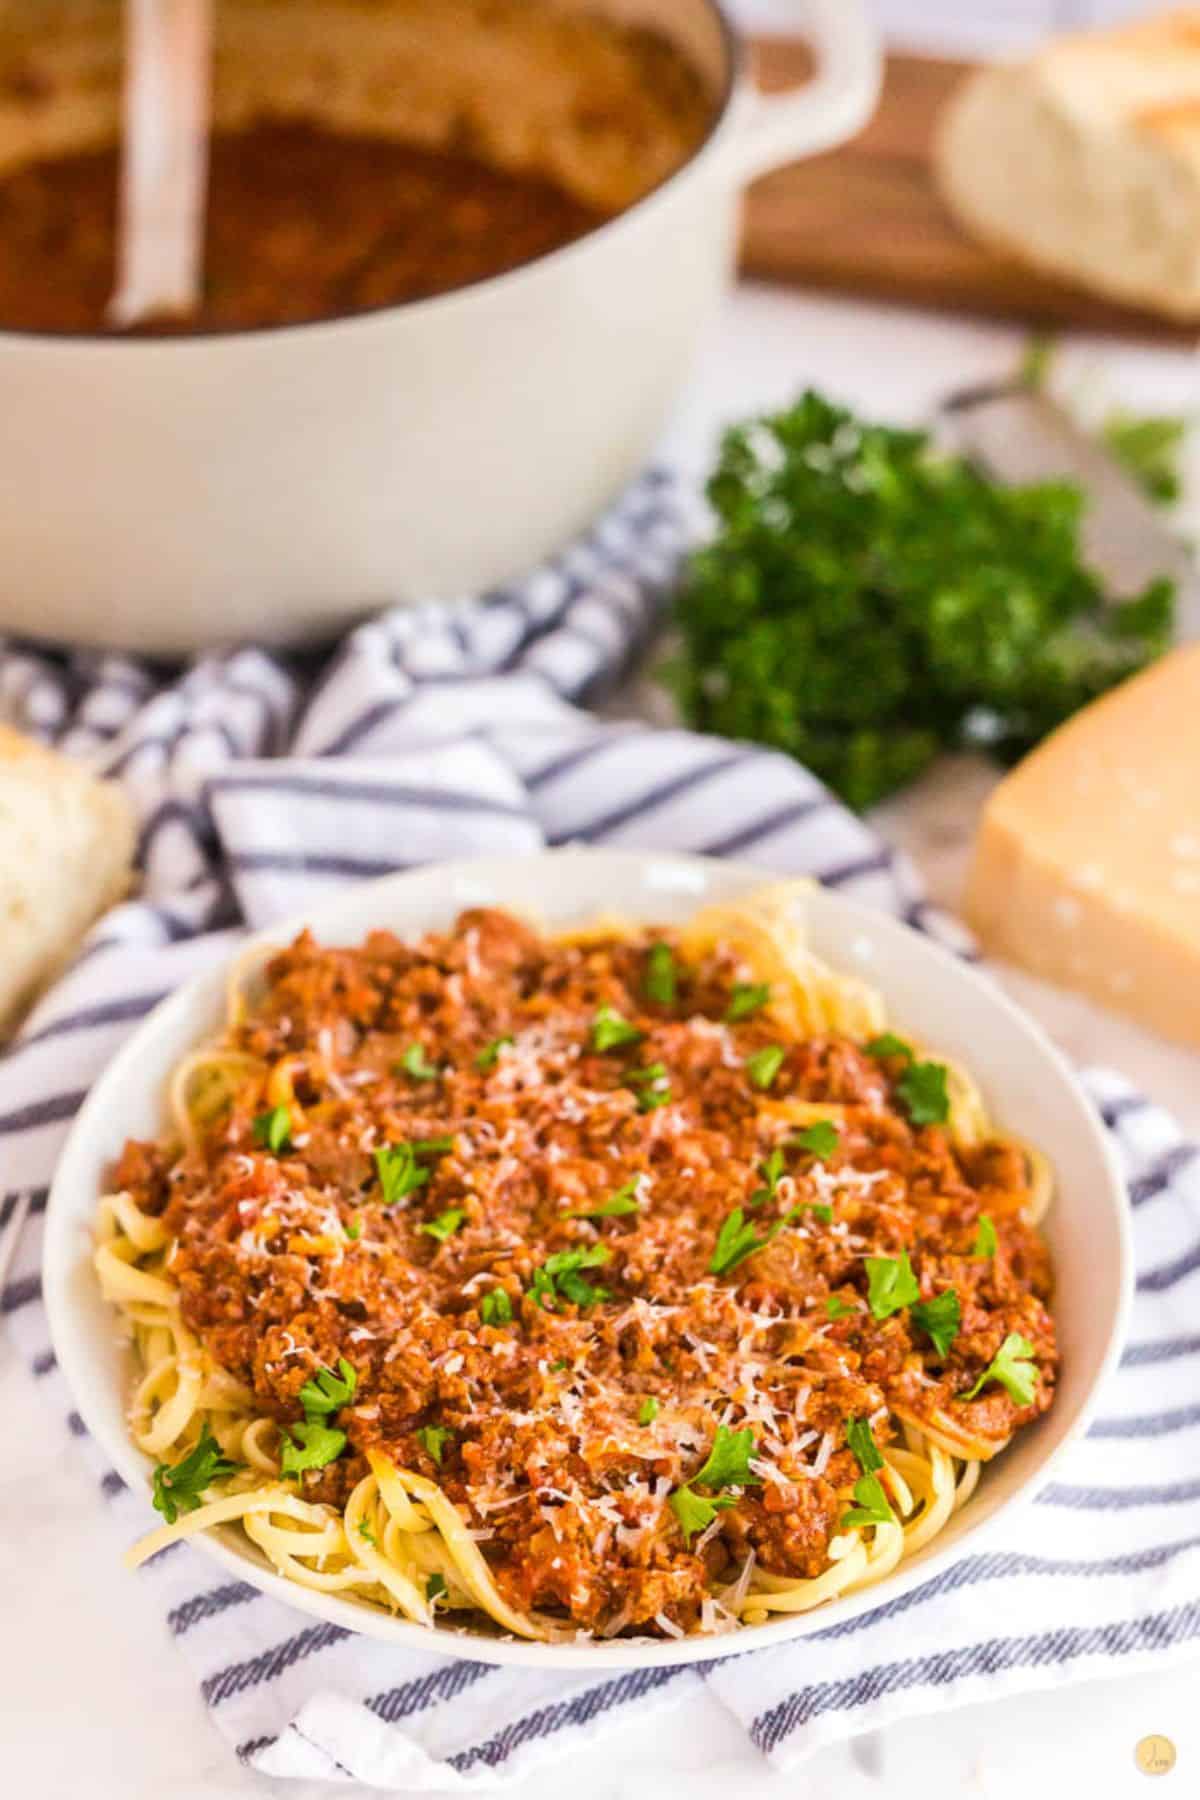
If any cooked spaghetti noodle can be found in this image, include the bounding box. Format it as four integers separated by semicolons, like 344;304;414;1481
95;883;1057;1641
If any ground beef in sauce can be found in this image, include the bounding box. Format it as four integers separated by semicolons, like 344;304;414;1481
115;908;1057;1637
0;124;615;334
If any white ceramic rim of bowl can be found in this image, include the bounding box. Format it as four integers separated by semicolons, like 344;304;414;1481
43;848;1133;1670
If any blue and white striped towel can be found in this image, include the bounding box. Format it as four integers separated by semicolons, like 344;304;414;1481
3;469;1200;1788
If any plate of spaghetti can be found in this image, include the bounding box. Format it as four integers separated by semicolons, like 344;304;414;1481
44;851;1130;1666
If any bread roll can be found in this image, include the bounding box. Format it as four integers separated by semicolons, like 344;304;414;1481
935;11;1200;320
0;726;135;1037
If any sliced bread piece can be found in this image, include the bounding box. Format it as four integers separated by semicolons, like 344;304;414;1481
0;725;135;1037
935;11;1200;321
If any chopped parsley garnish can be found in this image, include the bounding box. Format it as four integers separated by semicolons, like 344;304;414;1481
344;1216;362;1242
252;1104;292;1154
726;981;770;1022
280;1420;346;1479
695;1424;759;1490
644;942;678;1006
911;1289;961;1359
841;1473;896;1531
805;1202;834;1226
748;1146;785;1208
961;1333;1039;1407
865;1033;949;1125
669;1424;760;1544
710;1207;769;1276
745;1044;786;1090
399;1043;440;1082
846;1416;884;1474
826;1295;858;1320
280;1355;359;1477
530;1245;612;1310
479;1288;513;1326
638;1397;660;1425
791;1120;840;1159
897;1059;950;1126
374;1142;431;1206
151;1425;239;1523
426;1572;448;1603
356;1519;377;1545
665;389;1173;812
973;1215;998;1259
710;1204;802;1277
570;1179;640;1220
297;1357;358;1417
591;1005;643;1053
417;1424;455;1466
623;1061;672;1112
669;1484;732;1543
865;1251;920;1320
374;1137;453;1207
475;1035;514;1071
420;1208;465;1244
841;1418;895;1529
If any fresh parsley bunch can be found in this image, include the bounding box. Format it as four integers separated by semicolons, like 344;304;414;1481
667;390;1174;811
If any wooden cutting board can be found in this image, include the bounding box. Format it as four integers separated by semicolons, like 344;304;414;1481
741;42;1198;342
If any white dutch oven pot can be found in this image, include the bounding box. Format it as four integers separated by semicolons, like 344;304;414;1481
0;0;880;653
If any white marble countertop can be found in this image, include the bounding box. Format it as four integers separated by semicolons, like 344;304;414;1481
4;282;1199;1800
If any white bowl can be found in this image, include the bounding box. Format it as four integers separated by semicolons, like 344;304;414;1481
43;849;1132;1669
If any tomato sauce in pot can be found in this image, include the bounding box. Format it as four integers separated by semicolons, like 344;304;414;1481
0;120;616;334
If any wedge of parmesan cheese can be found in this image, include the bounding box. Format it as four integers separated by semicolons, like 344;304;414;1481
965;647;1200;1048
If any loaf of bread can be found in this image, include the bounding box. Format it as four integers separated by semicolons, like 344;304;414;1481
0;725;135;1037
935;11;1200;320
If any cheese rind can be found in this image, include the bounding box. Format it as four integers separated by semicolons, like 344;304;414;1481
965;646;1200;1049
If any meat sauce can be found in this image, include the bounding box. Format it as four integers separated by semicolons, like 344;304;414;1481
0;122;611;334
114;909;1057;1636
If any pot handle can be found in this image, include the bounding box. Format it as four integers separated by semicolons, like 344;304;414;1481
724;0;882;184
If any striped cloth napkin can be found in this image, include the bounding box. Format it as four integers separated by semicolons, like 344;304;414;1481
3;469;1200;1788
